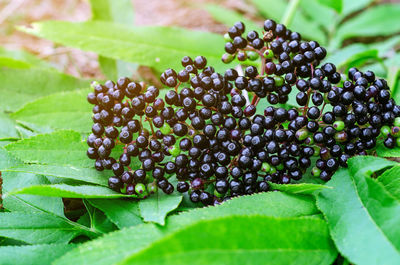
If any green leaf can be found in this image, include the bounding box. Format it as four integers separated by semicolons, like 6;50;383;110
0;46;51;68
0;147;19;170
324;44;376;70
11;89;92;133
0;112;19;140
0;68;88;112
88;199;143;228
0;57;32;69
205;4;261;34
139;192;182;225
376;144;400;157
82;200;116;233
347;155;397;177
0;243;76;265
317;0;342;13
7;184;137;199
335;4;400;45
249;0;327;44
5;130;92;167
5;164;109;186
0;212;93;244
341;0;373;16
317;168;400;265
300;0;336;30
269;182;330;195
20;21;226;72
378;165;400;201
120;216;336;265
2;172;65;217
54;192;318;265
90;0;137;80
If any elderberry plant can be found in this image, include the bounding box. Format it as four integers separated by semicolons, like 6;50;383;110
86;19;400;206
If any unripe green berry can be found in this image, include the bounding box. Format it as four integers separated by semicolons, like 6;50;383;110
135;183;148;198
311;167;321;177
147;182;157;194
247;51;259;61
274;76;284;87
334;131;348;143
224;33;232;42
333;121;345;131
381;125;391;136
391;126;400;137
396;138;400;147
263;49;274;59
269;166;277;174
120;184;127;194
262;162;271;173
221;53;234;64
295;128;308;141
313;146;321;157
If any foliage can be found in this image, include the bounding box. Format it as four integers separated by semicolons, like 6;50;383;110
0;0;399;264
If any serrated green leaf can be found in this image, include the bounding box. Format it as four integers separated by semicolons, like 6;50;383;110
335;4;400;46
0;112;19;140
205;4;261;34
20;21;226;72
5;164;109;186
378;165;400;200
317;0;342;13
0;243;76;265
7;184;137;199
88;199;143;228
376;144;400;157
0;68;88;112
11;89;92;133
269;182;330;194
317;168;400;265
83;200;116;233
0;212;94;244
5;130;92;167
54;192;318;265
120;215;336;265
0;46;51;68
249;0;327;44
341;0;374;16
139;192;182;225
2;172;65;217
90;0;137;80
347;155;397;177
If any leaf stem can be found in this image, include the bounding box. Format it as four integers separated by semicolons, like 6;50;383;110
281;0;301;26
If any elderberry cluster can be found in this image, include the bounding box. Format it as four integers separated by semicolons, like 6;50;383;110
85;18;400;206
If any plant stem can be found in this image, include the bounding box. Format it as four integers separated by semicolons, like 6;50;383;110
281;0;301;27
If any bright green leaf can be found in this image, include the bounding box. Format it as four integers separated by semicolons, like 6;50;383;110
139;192;182;225
0;243;76;265
0;212;93;244
205;4;261;34
0;68;88;112
7;184;137;199
269;182;330;195
88;199;143;228
347;155;397;177
341;0;373;16
317;0;342;13
317;168;400;265
378;165;400;201
54;192;318;265
335;4;400;45
11;89;92;133
121;216;336;265
5;130;93;167
0;112;19;140
2;172;65;217
20;21;226;72
90;0;137;80
82;200;116;234
0;46;51;68
376;144;400;157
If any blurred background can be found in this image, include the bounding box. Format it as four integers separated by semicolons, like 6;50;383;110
1;0;400;90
